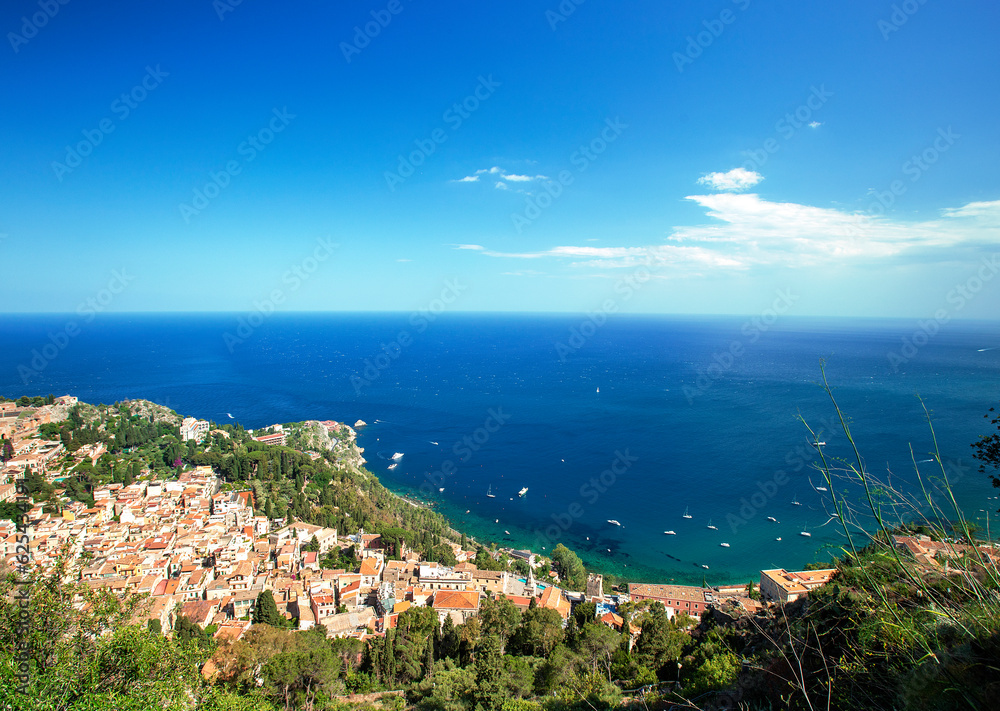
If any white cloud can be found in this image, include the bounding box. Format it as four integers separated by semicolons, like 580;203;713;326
396;258;412;262
454;194;1000;273
495;181;509;190
809;121;822;128
697;168;764;192
454;166;547;184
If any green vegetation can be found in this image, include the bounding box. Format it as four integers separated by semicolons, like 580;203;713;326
3;385;1000;709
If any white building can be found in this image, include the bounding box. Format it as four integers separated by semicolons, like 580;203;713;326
180;418;210;442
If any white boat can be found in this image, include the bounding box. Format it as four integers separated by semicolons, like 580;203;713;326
776;537;782;541
664;530;676;535
387;463;397;470
766;516;777;522
518;487;528;497
438;487;444;492
391;452;404;460
486;485;495;498
706;519;718;531
701;564;709;569
791;495;801;506
800;531;812;537
720;542;730;548
682;506;692;519
504;530;510;535
607;519;621;526
815;486;828;492
810;441;826;448
596;387;600;393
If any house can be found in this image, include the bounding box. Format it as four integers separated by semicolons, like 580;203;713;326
540;586;572;620
628;583;716;618
359;555;384;588
310;594;339;623
758;569;837;604
432;589;481;625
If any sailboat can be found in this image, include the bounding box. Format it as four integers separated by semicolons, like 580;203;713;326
800;523;812;537
791;494;801;506
682;506;692;519
486;485;495;498
706;519;718;531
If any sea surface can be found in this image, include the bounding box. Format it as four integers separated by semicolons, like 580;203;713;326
2;312;998;585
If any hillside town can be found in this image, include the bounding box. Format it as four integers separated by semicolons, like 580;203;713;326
3;394;999;669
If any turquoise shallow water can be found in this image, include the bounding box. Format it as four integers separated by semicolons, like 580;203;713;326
2;313;998;585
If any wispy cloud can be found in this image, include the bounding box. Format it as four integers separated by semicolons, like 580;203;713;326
454;166;547;184
453;192;1000;273
697;168;764;192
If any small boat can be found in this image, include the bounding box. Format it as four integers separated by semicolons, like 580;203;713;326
430;441;439;445
800;523;812;537
495;519;499;523
438;487;444;492
518;487;528;497
682;506;692;519
607;519;621;526
664;530;676;535
810;441;826;448
486;485;495;498
706;519;718;531
766;516;777;522
776;537;782;541
387;463;397;470
791;495;801;506
596;387;600;393
815;486;828;492
504;530;510;535
701;564;709;569
391;452;404;460
720;542;730;548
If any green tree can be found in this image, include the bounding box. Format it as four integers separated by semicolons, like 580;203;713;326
513;606;564;658
473;634;505;711
574;622;621;682
550;544;587;590
253;591;285;627
479;595;521;654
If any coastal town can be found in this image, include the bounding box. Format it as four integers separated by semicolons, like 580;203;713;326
3;394;998;681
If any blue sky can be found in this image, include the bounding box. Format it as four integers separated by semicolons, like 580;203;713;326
2;0;999;317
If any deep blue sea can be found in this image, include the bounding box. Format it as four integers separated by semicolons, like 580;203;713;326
2;313;998;585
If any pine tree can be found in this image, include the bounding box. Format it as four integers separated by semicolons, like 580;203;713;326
473;634;504;711
423;634;435;679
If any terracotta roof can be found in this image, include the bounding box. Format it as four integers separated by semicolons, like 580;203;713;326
433;590;481;611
